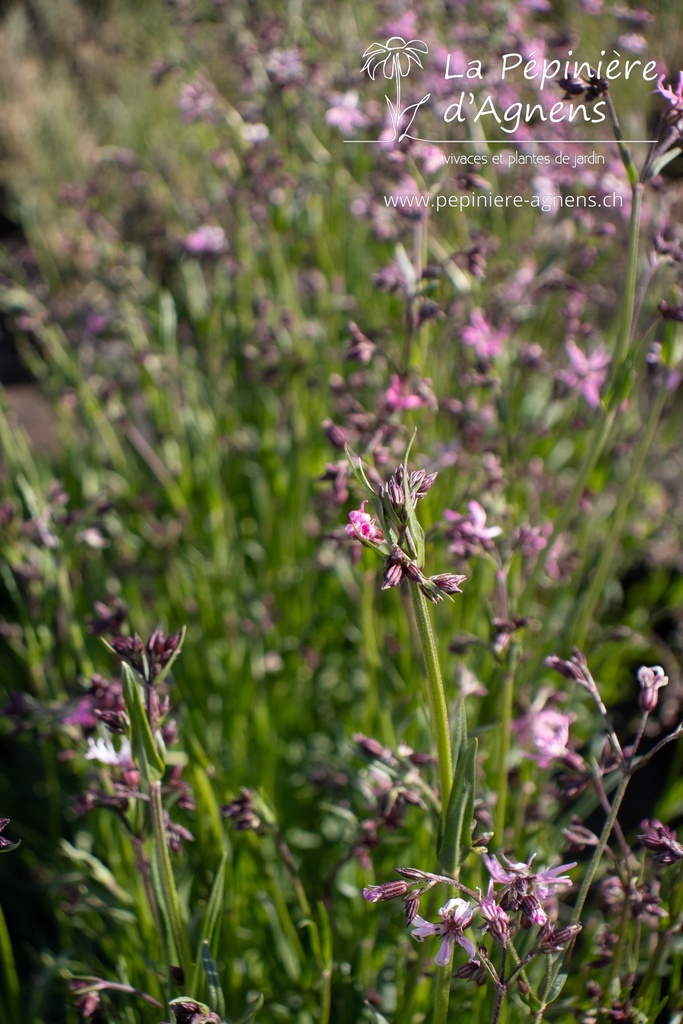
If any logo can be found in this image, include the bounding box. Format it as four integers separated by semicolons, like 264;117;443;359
360;36;430;141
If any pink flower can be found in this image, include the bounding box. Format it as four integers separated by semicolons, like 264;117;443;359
345;501;384;544
517;708;575;769
410;898;477;966
483;853;576;901
325;92;369;135
444;501;502;557
176;80;216;122
461;310;508;360
416;144;447;174
385;374;425;411
656;71;683;109
478;881;511;944
558;339;610;408
184;226;226;255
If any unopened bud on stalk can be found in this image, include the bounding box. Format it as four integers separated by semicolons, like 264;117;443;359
637;664;668;713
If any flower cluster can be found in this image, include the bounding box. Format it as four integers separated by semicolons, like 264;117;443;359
363;853;577;970
344;463;467;604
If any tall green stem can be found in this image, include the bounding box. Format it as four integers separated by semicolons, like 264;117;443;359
494;644;518;843
409;584;453;820
409;583;453;1024
573;380;668;646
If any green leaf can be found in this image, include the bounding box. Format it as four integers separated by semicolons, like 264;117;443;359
190;854;227;998
451;701;468;767
121;663;165;782
363;1004;392;1024
0;901;21;1024
402;430;425;566
201;940;226;1019
394;243;418;297
438;737;477;874
59;840;134;905
232;993;265;1024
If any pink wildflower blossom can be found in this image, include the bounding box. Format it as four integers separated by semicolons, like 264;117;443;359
461;309;508;360
385;374;425;411
520;708;575;769
558;338;610;408
345;501;384;544
410;898;477;966
184;226;226;255
325;92;369;135
444;501;502;557
656;71;683;109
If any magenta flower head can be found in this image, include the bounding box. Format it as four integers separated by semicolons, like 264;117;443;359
483;852;576;927
461;309;508;361
410;897;477;966
656;71;683;111
557;339;610;408
385;374;426;411
346;500;384;545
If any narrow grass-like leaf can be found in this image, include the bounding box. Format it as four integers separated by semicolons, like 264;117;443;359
190;853;227;998
121;663;165;782
438;738;477;874
201;940;226;1018
0;902;20;1024
59;840;134;905
232;993;265;1024
402;431;425;566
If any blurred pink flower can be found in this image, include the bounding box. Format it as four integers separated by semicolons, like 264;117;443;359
184;225;226;255
385;374;426;410
656;71;683;109
176;79;216;122
517;708;575;769
444;501;502;556
417;144;446;174
461;310;508;360
325;92;369;135
558;339;610;408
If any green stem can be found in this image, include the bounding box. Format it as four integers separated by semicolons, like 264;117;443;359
433;958;452;1024
408;584;453;1024
494;644;518;843
409;584;453;822
571;772;630;928
149;780;192;980
573;382;668;646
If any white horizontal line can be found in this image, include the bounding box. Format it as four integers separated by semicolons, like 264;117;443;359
344;139;656;144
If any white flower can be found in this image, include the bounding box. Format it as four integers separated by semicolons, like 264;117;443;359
85;736;133;766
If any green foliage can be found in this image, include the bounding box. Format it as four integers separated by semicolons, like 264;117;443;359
0;1;682;1023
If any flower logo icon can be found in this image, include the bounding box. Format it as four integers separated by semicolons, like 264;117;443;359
361;36;431;141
